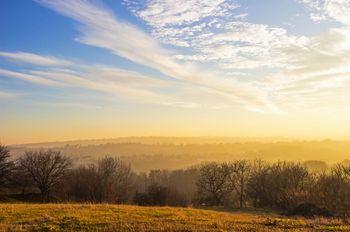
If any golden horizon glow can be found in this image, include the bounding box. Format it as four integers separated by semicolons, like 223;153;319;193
1;1;350;145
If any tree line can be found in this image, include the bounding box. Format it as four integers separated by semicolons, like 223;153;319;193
1;144;350;216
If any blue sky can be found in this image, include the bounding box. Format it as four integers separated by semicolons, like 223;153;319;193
0;1;150;72
1;0;350;143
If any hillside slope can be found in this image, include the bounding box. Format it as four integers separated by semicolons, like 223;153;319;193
0;204;348;231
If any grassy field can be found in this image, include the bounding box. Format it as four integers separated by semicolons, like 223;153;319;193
0;204;349;231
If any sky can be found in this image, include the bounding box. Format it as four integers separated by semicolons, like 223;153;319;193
1;0;350;144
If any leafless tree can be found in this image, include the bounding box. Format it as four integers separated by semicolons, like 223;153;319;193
133;167;199;205
8;162;34;195
64;164;100;202
247;161;310;210
19;150;71;201
114;160;134;203
275;162;310;210
196;162;233;205
309;163;350;213
97;157;134;203
229;160;252;208
0;144;13;190
332;163;350;180
247;160;270;208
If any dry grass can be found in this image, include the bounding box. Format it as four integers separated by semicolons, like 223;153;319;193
0;204;349;231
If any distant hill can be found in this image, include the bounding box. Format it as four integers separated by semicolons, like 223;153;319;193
8;137;350;172
10;136;298;147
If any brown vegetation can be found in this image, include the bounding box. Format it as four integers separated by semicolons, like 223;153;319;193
2;142;350;217
0;204;349;231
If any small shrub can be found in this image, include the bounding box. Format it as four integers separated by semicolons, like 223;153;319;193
288;203;333;218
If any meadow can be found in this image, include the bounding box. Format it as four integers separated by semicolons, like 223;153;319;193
0;204;349;232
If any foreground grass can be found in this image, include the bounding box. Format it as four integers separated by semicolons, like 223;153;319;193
0;204;349;231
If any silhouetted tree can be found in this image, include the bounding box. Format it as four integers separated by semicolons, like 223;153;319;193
309;163;350;214
229;160;252;208
196;162;233;205
332;163;350;180
19;150;71;201
97;157;134;203
8;162;34;195
0;144;13;190
65;164;100;202
247;160;270;208
247;162;309;210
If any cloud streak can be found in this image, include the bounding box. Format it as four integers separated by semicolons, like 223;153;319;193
0;52;236;109
3;0;346;114
0;51;73;67
35;0;275;112
0;90;17;98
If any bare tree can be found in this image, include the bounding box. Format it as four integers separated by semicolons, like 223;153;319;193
0;144;13;190
310;163;350;213
114;160;134;203
97;157;134;203
19;150;71;201
247;162;309;210
8;162;34;195
229;160;252;208
247;160;270;208
332;163;350;180
64;164;100;202
196;162;233;205
309;173;348;212
276;162;310;210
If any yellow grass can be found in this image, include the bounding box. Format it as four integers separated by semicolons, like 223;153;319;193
0;204;349;231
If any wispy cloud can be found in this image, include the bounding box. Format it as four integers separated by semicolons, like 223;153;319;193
125;0;239;27
36;101;103;110
0;68;65;86
0;52;230;109
21;0;350;114
35;0;274;112
125;0;308;70
0;90;17;98
0;58;172;105
298;0;350;25
0;51;73;67
262;26;350;111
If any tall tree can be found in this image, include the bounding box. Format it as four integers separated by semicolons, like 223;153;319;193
196;162;233;205
19;150;71;201
229;160;252;208
0;144;13;190
97;157;134;203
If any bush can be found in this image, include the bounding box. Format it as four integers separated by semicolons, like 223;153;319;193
288;203;333;218
133;192;151;206
133;184;169;206
133;184;188;206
